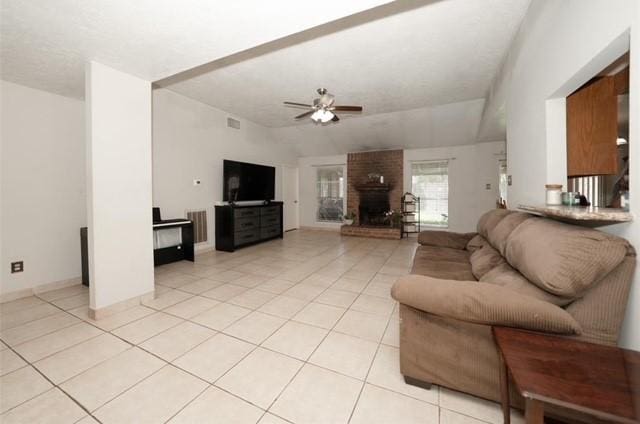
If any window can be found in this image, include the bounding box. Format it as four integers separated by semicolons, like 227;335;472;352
498;159;508;204
316;166;344;222
411;160;449;227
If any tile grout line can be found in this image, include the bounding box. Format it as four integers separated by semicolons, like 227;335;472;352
256;268;379;422
0;336;104;423
2;233;420;423
169;239;404;421
162;250;370;421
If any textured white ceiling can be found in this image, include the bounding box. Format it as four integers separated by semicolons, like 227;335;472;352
0;0;390;98
2;0;530;154
160;0;530;128
272;98;486;156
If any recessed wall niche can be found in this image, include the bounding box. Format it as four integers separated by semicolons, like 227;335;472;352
566;52;630;209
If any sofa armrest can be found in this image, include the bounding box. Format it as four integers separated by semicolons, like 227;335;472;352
391;275;582;335
417;231;476;249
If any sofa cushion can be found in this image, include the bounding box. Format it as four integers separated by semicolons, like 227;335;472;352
392;275;582;335
505;218;629;297
415;245;471;262
412;246;475;281
418;231;476;250
465;234;487;253
487;212;533;255
477;209;512;239
470;245;505;280
480;263;573;306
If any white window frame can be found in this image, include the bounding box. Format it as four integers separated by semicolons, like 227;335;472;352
411;160;449;228
498;159;508;204
315;165;345;223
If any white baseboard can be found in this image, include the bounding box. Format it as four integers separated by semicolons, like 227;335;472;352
1;276;82;304
89;290;155;320
33;277;82;295
0;288;34;303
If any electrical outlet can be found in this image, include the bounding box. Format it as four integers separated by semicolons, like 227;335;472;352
507;175;513;186
485;183;491;190
11;261;23;273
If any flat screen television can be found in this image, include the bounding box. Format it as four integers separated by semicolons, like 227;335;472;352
223;160;275;202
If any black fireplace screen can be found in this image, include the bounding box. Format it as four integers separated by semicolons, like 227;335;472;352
359;192;390;226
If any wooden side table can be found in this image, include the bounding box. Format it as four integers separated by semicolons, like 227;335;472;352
492;327;640;424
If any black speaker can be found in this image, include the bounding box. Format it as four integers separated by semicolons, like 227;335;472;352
153;207;161;223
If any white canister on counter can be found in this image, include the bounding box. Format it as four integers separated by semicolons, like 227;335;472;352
545;184;563;205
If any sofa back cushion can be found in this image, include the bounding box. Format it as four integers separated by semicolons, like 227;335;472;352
480;263;573;306
487;212;533;255
418;230;476;250
470;245;505;280
465;234;487;253
476;209;512;239
564;255;636;345
412;246;475;281
505;218;629;297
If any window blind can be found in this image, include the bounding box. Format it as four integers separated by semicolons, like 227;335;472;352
316;166;344;222
411;160;449;227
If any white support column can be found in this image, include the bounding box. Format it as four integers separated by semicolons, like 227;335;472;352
545;97;568;189
86;61;154;317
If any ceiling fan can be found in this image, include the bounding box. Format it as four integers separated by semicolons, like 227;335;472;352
284;88;363;123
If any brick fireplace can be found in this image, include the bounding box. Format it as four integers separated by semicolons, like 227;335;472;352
342;149;403;239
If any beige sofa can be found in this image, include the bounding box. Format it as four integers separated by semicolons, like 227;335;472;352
391;209;636;418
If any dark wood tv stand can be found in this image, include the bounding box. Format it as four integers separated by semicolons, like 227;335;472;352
214;202;283;252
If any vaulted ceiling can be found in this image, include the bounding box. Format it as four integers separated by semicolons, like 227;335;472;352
0;0;391;98
160;0;530;129
2;0;530;154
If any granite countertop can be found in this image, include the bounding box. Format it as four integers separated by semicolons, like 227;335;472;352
518;204;633;224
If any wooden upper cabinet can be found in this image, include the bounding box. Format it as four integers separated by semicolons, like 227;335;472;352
566;76;618;177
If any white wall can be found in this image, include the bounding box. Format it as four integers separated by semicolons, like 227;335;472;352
486;0;639;348
86;62;154;311
298;155;348;230
152;88;297;247
404;142;505;233
296;142;505;233
1;80;86;296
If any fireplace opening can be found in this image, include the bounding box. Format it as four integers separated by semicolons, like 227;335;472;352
359;191;390;226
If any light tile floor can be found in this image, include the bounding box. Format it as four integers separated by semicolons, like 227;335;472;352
0;230;524;423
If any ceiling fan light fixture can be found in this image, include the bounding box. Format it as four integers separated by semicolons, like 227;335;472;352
311;109;334;123
285;88;361;124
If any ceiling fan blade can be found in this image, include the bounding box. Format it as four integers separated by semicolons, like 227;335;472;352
294;110;314;119
284;101;312;108
333;105;363;112
332;114;340;122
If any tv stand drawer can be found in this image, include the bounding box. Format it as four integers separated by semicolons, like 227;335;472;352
260;225;281;239
235;216;259;231
260;205;280;216
235;208;259;219
234;229;260;245
260;214;280;227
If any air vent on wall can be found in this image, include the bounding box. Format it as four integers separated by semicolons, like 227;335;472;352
227;117;241;130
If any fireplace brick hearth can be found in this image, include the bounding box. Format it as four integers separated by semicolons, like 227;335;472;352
341;224;401;239
346;149;403;226
341;149;403;239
